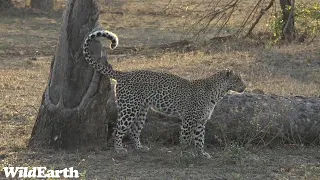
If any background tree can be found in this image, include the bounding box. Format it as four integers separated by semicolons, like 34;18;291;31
28;0;112;149
280;0;296;41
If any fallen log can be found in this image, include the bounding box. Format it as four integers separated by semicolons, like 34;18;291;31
106;88;320;146
205;93;320;146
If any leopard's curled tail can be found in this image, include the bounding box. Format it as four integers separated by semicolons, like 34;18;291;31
83;30;120;79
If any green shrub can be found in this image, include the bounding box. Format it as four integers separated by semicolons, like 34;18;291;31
267;2;320;43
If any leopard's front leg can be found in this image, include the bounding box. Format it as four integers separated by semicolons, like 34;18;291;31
194;121;211;159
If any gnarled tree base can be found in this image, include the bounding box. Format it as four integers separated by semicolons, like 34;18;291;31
29;0;112;150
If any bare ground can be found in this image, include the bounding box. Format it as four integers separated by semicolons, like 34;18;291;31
2;145;320;179
1;0;320;179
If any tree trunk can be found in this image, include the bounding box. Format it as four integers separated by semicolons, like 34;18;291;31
106;87;320;146
280;0;296;42
31;0;53;11
28;0;112;149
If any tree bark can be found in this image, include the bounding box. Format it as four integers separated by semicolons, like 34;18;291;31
31;0;53;11
280;0;296;42
29;0;112;149
106;87;320;146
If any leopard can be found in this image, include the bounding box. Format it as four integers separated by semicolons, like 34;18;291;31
82;30;246;159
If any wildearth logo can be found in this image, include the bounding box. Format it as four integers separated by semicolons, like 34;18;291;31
3;167;79;178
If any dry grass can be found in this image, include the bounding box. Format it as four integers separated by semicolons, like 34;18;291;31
0;0;320;179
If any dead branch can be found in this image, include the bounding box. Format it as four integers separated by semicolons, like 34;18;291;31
236;0;263;37
185;0;239;39
244;0;275;38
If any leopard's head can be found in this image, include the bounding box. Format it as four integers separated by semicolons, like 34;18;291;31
226;69;246;93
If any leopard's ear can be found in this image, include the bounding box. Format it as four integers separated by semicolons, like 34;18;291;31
226;69;234;77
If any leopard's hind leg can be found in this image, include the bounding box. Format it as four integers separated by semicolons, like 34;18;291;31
179;115;195;156
129;104;149;152
114;102;139;154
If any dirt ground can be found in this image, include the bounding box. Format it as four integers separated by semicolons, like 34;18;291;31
2;145;320;179
1;0;320;179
